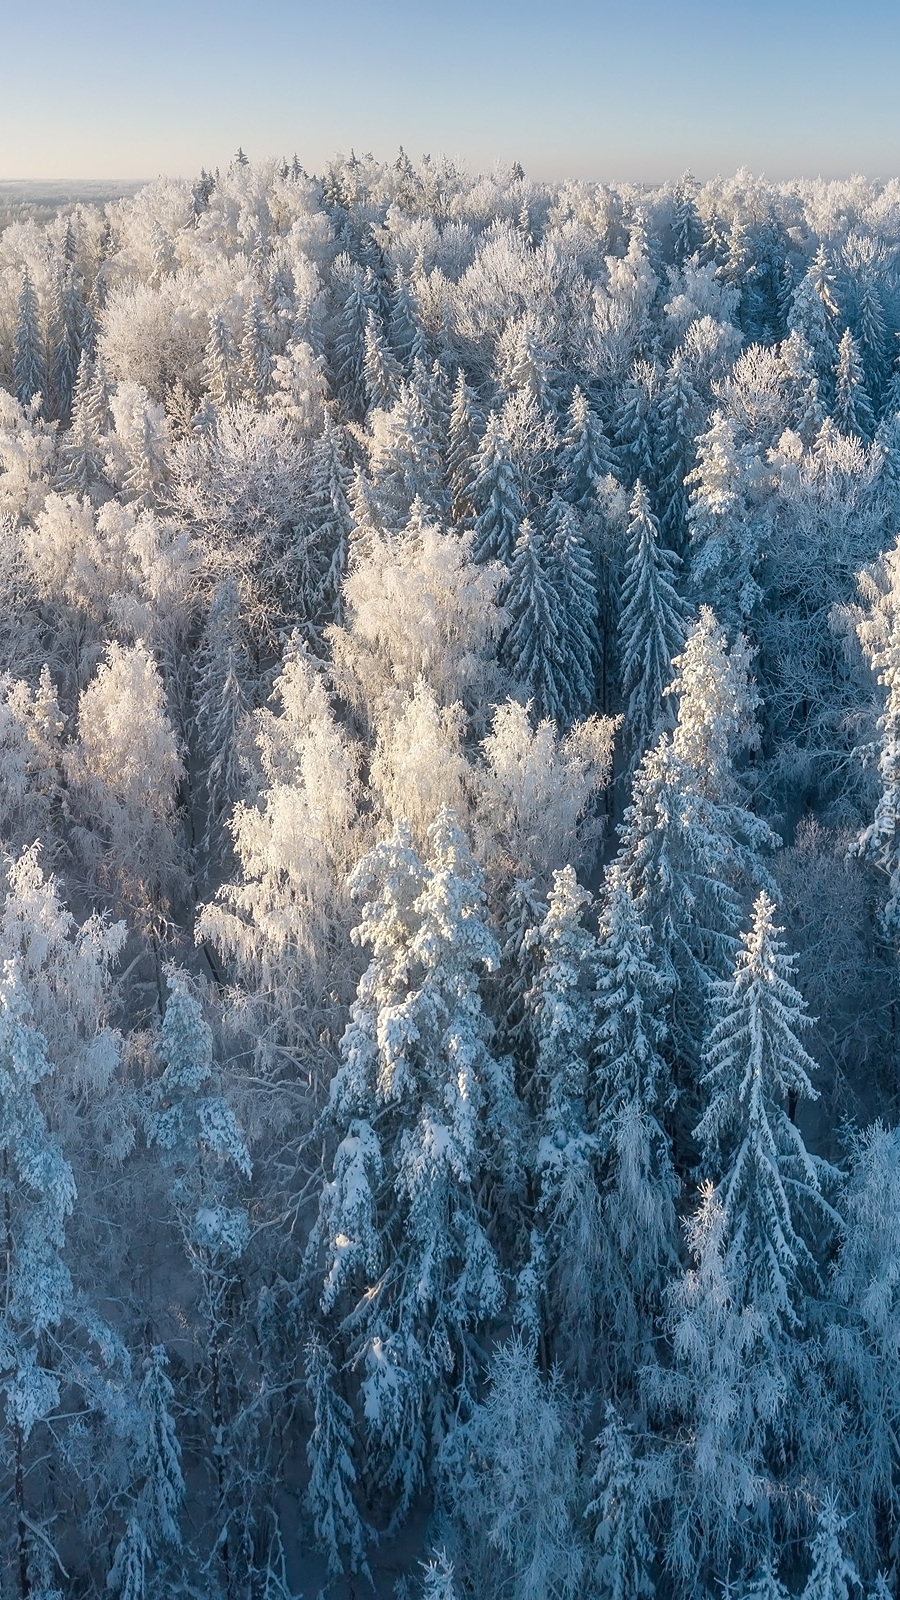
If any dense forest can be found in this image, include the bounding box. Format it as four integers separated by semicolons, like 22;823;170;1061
2;149;900;1599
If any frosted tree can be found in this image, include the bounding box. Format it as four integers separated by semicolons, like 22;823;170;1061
547;495;600;724
618;480;688;769
642;1184;783;1593
194;577;251;862
364;307;402;411
447;367;483;525
48;264;83;423
591;865;679;1378
833;328;876;441
368;381;445;525
303;415;354;623
305;1336;371;1580
584;1406;656;1600
67;639;185;928
147;971;251;1590
501;518;567;721
614;607;777;1086
133;1345;184;1555
827;1122;900;1567
787;247;839;410
615;359;661;490
695;892;837;1331
671;174;703;265
333;255;378;418
854;536;900;938
801;1499;861;1600
389;267;427;368
525;865;603;1373
241;296;274;408
107;1519;151;1600
56;349;108;495
0;959;77;1597
420;1550;460;1600
655;353;700;553
467;411;526;565
686;409;763;628
13;270;48;412
205;311;239;409
558;385;616;513
309;812;513;1525
856;274;888;409
439;1338;585;1600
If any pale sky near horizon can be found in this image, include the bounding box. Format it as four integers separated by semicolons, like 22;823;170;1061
1;0;898;184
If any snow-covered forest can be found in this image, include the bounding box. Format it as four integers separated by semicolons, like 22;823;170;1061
2;149;900;1599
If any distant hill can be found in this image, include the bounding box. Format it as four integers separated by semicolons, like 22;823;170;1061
0;178;147;227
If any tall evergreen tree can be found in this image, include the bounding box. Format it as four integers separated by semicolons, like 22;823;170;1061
618;481;688;770
13;270;48;412
468;412;526;566
501;519;567;722
833;328;876;440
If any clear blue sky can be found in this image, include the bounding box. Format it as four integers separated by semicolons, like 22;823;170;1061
2;0;899;183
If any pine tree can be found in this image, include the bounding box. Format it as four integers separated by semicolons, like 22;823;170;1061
671;174;703;266
686;409;762;628
655;354;699;553
614;608;777;1087
695;892;836;1330
205;311;239;409
363;307;402;411
833;328;876;440
310;814;513;1524
13;270;48;412
48;264;83;423
389;268;427;368
558;385;616;514
447;367;483;526
194;578;250;862
135;1346;184;1552
584;1406;656;1600
614;360;661;491
787;248;840;409
57;348;106;494
107;1518;150;1600
592;865;679;1370
501;518;567;722
305;1336;370;1580
333;256;378;418
801;1499;861;1600
420;1549;460;1600
546;494;600;724
370;379;445;525
618;481;688;770
467;411;526;566
856;276;888;411
241;296;273;408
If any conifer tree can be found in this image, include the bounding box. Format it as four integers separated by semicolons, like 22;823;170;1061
592;865;679;1370
13;270;48;412
305;1336;370;1580
618;481;688;769
447;367;483;525
559;385;616;513
833;328;876;440
501;518;567;722
310;813;513;1523
363;306;402;411
57;348;107;494
241;296;274;408
695;891;836;1330
333;256;378;418
672;174;703;266
655;354;699;553
48;264;83;423
468;411;526;565
205;311;239;409
801;1500;861;1600
547;494;600;723
614;608;777;1085
584;1406;656;1600
615;360;661;490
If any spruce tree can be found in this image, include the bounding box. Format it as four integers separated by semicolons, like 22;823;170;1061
618;481;688;770
468;411;526;566
696;892;837;1331
501;518;567;722
833;328;876;440
13;269;48;412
